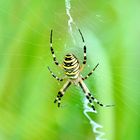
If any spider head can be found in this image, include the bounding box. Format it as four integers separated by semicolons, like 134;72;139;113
62;53;80;79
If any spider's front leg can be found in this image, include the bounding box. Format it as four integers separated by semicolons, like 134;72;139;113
54;80;71;107
79;79;96;111
79;78;113;111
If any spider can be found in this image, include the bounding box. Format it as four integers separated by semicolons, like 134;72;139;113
48;29;112;111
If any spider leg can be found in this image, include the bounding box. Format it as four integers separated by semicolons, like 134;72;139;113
82;63;99;80
79;79;96;111
79;79;113;111
54;80;71;107
48;66;64;81
78;29;87;71
88;93;114;107
50;30;61;67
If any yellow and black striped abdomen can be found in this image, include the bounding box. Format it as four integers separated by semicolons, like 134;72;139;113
62;53;80;79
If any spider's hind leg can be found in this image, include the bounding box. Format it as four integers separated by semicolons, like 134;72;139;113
78;29;87;71
50;30;61;67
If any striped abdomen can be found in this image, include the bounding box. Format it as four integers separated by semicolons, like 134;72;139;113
62;53;80;79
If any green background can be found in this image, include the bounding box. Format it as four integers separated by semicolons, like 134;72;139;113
0;0;140;140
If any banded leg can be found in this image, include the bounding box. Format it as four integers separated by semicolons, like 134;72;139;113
78;29;87;70
79;79;96;111
48;67;64;81
54;80;71;107
88;93;114;107
50;30;61;67
82;63;99;80
79;79;113;111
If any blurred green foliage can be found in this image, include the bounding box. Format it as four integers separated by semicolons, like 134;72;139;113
0;0;140;140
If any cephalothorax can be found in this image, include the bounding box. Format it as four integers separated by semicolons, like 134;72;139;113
48;29;112;111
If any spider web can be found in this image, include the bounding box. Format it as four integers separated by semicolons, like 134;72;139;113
0;0;140;140
65;0;107;140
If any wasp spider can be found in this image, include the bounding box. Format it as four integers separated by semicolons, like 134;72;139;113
48;29;113;111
